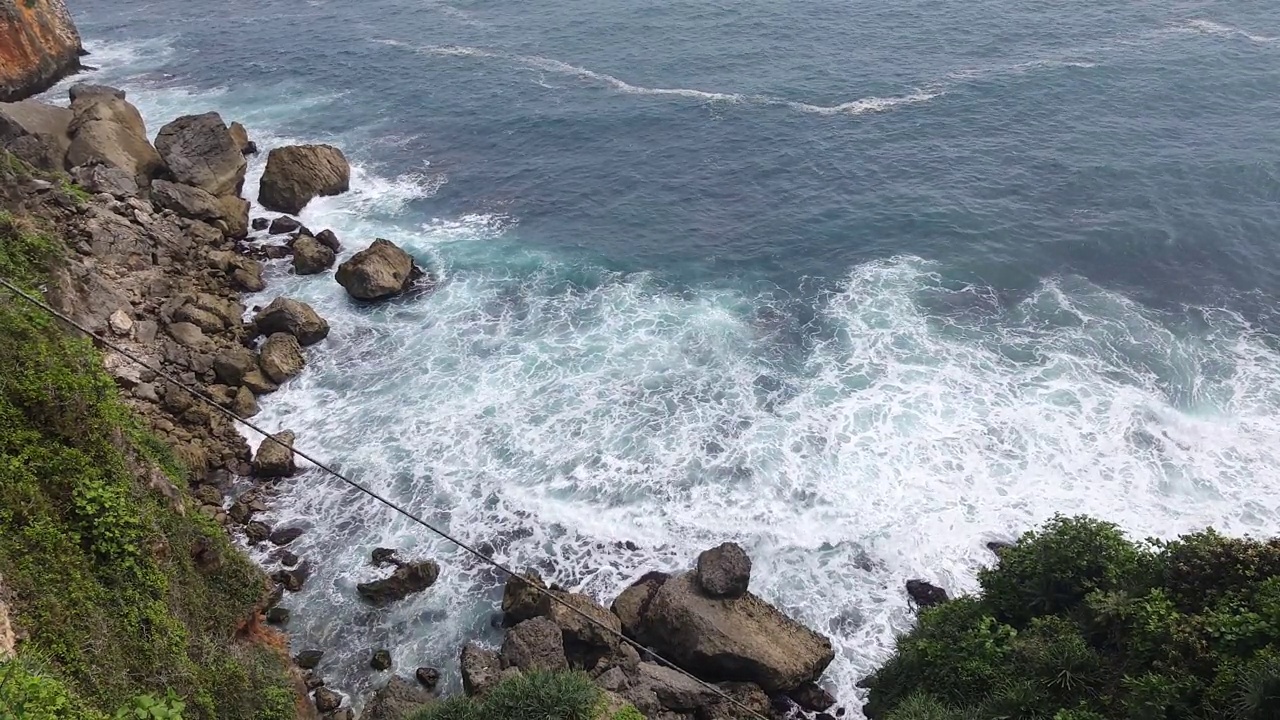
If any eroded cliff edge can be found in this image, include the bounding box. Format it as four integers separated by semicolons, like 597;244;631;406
0;0;82;102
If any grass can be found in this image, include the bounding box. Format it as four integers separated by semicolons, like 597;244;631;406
411;671;639;720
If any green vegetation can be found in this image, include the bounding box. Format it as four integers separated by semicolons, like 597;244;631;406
57;177;92;205
0;157;294;718
411;671;638;720
864;515;1280;720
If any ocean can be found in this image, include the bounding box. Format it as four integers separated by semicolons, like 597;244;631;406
53;0;1280;712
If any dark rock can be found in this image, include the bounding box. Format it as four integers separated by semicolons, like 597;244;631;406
265;607;290;626
315;228;341;252
702;682;772;720
636;662;717;712
612;571;669;645
501;570;548;625
69;84;124;103
905;579;949;609
371;649;393;671
361;676;434;720
335;239;422;301
789;682;837;712
372;547;400;566
313;687;341;713
245;521;271;544
327;710;353;720
987;540;1014;557
695;542;752;598
270;526;305;546
259;144;351;214
192;484;223;506
357;560;440;606
228;121;254;155
273;561;311;592
279;551;300;567
268;215;302;235
415;667;441;691
251;217;270;231
460;642;501;697
304;671;325;690
258;333;305;384
253;297;330;346
295;649;324;669
154;112;247;196
292;235;336;275
252;430;296;479
500;617;568;672
213;345;257;386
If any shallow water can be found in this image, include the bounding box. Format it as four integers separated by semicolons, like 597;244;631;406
54;0;1280;711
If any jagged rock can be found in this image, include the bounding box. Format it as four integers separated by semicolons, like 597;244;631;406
213;346;257;386
789;682;837;712
231;264;266;292
372;548;400;566
357;560;440;606
905;580;948;609
153;112;247;196
545;591;622;662
150;179;246;238
273;561;311;592
293;235;336;275
228;121;255;154
636;662;718;712
174;303;225;334
315;228;341;252
253;430;296;478
70;163;137;198
502;570;549;625
696;542;751;598
253;297;330;346
313;687;342;713
69;83;123;103
107;308;133;336
702;681;772;720
268;215;301;235
460;643;501;696
612;571;669;645
415;667;441;691
270;526;304;546
231;385;259;417
166;321;206;348
216;195;250;239
65;93;162;183
295;649;324;669
642;571;834;693
245;521;271;544
371;649;393;671
258;143;350;214
335;239;421;301
258;333;305;384
251;217;269;231
241;369;279;395
361;676;434;720
500;617;568;672
265;607;289;626
0;101;71;172
192;484;222;506
0;0;82;103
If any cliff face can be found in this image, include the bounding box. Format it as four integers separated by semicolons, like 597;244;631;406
0;0;82;102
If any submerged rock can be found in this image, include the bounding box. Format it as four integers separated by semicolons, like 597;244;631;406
335;239;422;301
357;560;440;606
371;649;393;671
258;143;350;214
414;667;441;691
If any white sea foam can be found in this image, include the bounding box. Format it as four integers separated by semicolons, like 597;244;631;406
1180;19;1278;44
787;90;942;116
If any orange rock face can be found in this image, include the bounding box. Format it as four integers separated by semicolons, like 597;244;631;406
0;0;82;102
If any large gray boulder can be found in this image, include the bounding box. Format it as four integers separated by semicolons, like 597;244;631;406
258;143;350;214
253;430;296;479
70;163;137;198
335;239;421;301
0;100;72;171
258;333;305;384
501;570;549;625
641;570;834;693
65;94;163;183
292;235;335;275
153;112;247;197
253;297;330;346
150;179;223;221
500;617;568;672
359;676;434;720
696;542;751;598
611;571;669;646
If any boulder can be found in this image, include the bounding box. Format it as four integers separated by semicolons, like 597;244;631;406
253;430;296;479
295;649;324;669
545;591;622;660
65;93;162;183
231;386;259;417
500;617;568;672
789;682;837;712
415;667;441;691
258;143;350;214
360;676;433;720
68;84;123;103
153;112;247;196
502;571;549;625
70;163;137;198
258;333;305;384
216;195;250;239
372;547;400;566
611;571;669;645
251;217;269;231
357;560;440;606
166;321;206;348
213;346;258;386
265;607;289;626
315;228;341;252
371;649;392;671
0;100;72;171
150;179;229;223
253;297;330;346
642;571;834;693
905;580;948;609
228;121;255;154
696;542;751;598
231;263;266;293
335;239;421;301
268;215;302;235
293;235;336;275
636;662;717;713
460;643;501;697
273;562;311;592
245;521;270;544
241;369;278;395
270;527;305;546
313;687;341;713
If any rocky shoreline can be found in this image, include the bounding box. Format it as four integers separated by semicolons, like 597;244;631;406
1;81;865;719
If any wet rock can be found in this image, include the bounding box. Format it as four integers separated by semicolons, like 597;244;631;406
270;526;305;546
295;649;324;669
253;296;330;346
695;542;751;598
905;579;949;609
371;649;393;671
231;385;259;417
304;671;325;690
252;430;296;479
268;215;302;235
265;607;289;626
361;676;434;720
357;560;440;606
789;682;837;712
500;617;568;672
251;217;269;231
245;521;271;544
372;547;400;566
460;642;501;697
313;687;342;713
335;239;422;301
502;570;548;625
192;484;222;507
240;369;279;395
258;333;305;384
415;667;441;691
273;561;311;592
259;144;350;214
612;571;669;646
279;551;299;567
228;121;255;155
315;228;341;252
154;112;247;196
292;235;336;275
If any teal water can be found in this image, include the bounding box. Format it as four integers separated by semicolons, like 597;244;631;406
56;0;1280;711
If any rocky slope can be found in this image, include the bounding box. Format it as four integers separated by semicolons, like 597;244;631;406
0;0;82;102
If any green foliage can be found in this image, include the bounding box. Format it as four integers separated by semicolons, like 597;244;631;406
609;704;645;720
0;656;107;720
0;187;294;718
412;671;602;720
113;692;185;720
864;515;1280;720
57;178;92;205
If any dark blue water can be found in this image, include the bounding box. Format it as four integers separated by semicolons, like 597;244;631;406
62;0;1280;712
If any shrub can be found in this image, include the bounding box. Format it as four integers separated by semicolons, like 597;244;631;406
413;671;603;720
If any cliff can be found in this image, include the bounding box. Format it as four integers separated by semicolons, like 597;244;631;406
0;0;82;102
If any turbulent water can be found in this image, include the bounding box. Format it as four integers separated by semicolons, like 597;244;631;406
53;0;1280;712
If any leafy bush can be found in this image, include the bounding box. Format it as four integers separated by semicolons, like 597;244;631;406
863;515;1280;719
413;671;616;720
